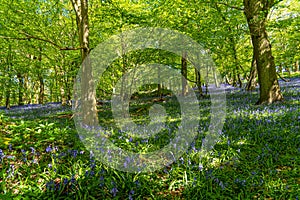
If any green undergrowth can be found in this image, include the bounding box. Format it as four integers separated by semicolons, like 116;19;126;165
0;85;299;199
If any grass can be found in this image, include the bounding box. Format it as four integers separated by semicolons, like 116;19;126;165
0;78;299;199
281;71;300;79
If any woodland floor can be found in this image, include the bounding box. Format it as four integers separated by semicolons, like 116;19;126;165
0;77;299;199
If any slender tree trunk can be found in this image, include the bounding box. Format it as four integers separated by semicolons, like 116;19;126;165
225;75;230;85
157;65;162;99
71;0;98;126
61;83;66;106
157;54;162;99
5;44;12;109
5;93;10;110
181;51;188;96
24;75;31;104
38;47;44;104
17;73;24;105
232;72;237;87
54;66;59;103
295;60;299;72
38;76;44;104
244;0;283;104
213;67;220;87
195;67;203;96
246;52;258;91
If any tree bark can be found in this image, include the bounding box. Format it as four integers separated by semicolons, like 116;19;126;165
5;44;12;109
243;0;283;104
38;47;44;104
195;67;203;96
181;51;188;96
295;60;299;72
246;52;258;91
71;0;98;126
17;73;24;105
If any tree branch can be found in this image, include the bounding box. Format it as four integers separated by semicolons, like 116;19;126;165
1;34;84;51
20;31;61;48
60;46;85;50
0;35;29;40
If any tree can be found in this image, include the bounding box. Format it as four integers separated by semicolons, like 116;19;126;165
243;0;283;104
71;0;98;126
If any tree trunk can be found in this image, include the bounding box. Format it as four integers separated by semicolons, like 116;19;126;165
17;73;24;105
246;52;258;91
157;66;162;99
295;60;299;72
71;0;98;126
38;47;44;104
195;67;203;96
181;51;188;96
243;0;283;104
5;44;12;109
5;92;10;110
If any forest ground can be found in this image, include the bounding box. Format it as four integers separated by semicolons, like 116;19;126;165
0;76;299;199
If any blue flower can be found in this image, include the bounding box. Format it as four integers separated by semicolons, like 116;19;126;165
0;149;5;161
6;155;14;159
30;147;35;154
90;170;95;176
70;176;76;184
129;190;134;200
111;187;118;197
179;157;184;164
85;170;89;177
198;164;203;171
6;164;15;178
134;180;140;187
219;181;225;190
46;146;52;153
46;180;55;191
90;160;96;169
63;178;68;185
90;150;94;159
72;150;78;158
